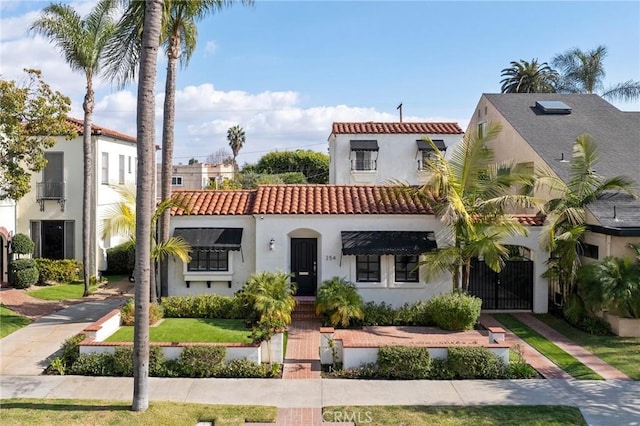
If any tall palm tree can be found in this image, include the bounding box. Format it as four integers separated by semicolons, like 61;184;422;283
227;124;246;172
500;59;558;93
552;45;640;102
132;0;163;412
537;134;636;301
31;0;117;297
415;123;537;290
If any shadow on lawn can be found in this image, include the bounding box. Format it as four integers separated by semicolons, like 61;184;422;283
1;401;130;412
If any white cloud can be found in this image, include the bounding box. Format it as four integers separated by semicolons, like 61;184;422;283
204;40;217;56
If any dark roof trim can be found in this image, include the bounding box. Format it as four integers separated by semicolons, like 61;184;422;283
350;140;379;151
416;139;446;151
341;231;437;255
174;227;243;250
586;224;640;237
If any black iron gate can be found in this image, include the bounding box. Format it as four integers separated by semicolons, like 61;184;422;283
465;258;534;310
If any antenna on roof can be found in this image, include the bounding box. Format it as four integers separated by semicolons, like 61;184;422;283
397;103;403;122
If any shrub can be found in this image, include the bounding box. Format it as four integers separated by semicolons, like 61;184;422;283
377;346;431;379
507;345;538;379
111;346;166;376
216;359;274;378
105;242;135;275
562;293;587;326
429;358;455;380
48;357;66;375
161;295;245;319
10;233;34;257
395;301;432;326
60;333;86;367
178;346;226;377
360;301;396;326
10;258;39;289
120;299;164;326
446;346;506;379
425;291;481;331
35;258;81;284
239;271;297;325
315;277;364;327
329;363;381;379
69;353;115;376
578;315;611;336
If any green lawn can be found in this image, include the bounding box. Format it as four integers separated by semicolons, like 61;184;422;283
324;405;586;425
493;314;603;380
536;313;640;380
105;318;252;343
0;305;31;338
28;282;98;301
0;399;276;426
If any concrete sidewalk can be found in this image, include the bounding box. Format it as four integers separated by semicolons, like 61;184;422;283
1;376;639;425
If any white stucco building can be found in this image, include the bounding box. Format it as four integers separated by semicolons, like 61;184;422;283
0;196;16;284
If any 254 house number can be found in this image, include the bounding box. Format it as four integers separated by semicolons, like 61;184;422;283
325;255;337;261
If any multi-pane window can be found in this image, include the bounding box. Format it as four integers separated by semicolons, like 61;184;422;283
188;249;229;271
395;255;419;282
356;254;380;282
353;151;376;171
172;176;183;186
101;152;109;184
582;243;599;259
119;155;125;184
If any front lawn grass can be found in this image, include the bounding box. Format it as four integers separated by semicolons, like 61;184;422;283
0;399;276;426
493;314;603;380
536;313;640;380
105;318;252;343
0;305;31;338
324;405;586;425
28;282;98;301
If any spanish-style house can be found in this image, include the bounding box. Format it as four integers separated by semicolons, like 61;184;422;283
167;185;550;312
328;122;464;185
466;93;640;304
16;118;137;277
156;161;234;195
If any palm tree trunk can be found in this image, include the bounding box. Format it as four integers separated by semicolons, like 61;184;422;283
132;0;163;413
82;83;94;297
159;51;178;299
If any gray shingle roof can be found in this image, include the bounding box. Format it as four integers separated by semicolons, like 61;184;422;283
484;93;640;231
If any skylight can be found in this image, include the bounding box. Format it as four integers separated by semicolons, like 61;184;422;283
535;101;572;114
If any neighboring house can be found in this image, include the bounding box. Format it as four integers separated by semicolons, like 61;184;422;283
0;194;16;284
467;93;640;302
156;162;234;195
168;185;549;312
328;122;464;185
16;118;137;277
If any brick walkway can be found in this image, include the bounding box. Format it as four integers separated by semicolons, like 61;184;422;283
282;319;322;379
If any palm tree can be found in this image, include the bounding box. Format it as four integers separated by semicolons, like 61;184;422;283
31;0;117;297
500;59;558;93
552;45;640;102
131;0;163;413
415;123;537;290
537;134;636;302
227;124;246;172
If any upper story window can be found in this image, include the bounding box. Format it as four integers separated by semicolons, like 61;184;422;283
101;152;109;184
118;155;125;185
478;122;488;139
416;139;446;170
172;176;183;186
128;156;132;174
582;243;599;259
350;140;379;171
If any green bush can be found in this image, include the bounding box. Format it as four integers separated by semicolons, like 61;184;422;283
34;258;81;284
428;358;456;380
178;346;226;377
315;277;364;327
59;333;86;367
161;295;245;319
446;347;506;379
216;359;275;378
111;346;166;376
360;302;396;326
425;291;481;331
578;315;611;335
377;346;431;379
239;271;297;326
105;242;135;275
329;363;381;379
120;299;164;326
69;352;115;376
358;301;433;326
10;258;39;289
10;233;34;257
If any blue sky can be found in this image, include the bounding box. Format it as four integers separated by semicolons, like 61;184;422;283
1;1;639;165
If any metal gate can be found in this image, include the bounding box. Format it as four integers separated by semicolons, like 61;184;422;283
465;258;534;310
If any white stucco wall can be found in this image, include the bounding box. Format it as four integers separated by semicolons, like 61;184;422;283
0;198;16;283
329;132;462;185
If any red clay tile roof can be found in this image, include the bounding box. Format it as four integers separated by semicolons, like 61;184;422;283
512;214;545;226
332;122;463;135
67;117;136;143
171;185;433;216
171;190;255;216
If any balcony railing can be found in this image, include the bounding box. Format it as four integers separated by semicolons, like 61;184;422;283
36;181;66;211
350;160;377;171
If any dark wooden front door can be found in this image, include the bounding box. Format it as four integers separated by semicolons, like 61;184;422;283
291;238;317;296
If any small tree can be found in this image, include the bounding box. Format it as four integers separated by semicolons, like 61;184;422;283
10;233;34;259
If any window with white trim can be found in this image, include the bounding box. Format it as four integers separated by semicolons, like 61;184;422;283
394;255;419;282
188;249;229;271
356;255;380;282
172;176;183;186
101;152;109;184
119;155;125;184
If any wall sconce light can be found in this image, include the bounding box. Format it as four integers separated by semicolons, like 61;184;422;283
269;238;275;251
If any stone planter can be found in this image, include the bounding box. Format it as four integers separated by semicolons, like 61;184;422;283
604;312;640;337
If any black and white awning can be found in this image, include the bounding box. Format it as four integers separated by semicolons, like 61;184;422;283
341;231;437;255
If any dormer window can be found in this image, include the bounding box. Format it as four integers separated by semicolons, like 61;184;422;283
416;139;446;170
350;140;379;171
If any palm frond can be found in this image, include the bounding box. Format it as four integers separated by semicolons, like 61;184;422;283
153;236;191;263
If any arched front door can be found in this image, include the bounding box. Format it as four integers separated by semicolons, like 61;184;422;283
291;238;317;296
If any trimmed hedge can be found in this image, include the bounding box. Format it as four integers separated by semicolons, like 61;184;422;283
10;233;34;256
425;291;482;331
377;346;431;379
161;294;248;319
105;242;135;275
359;301;433;326
178;346;226;378
34;258;81;284
119;299;164;325
446;346;506;379
10;258;39;289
